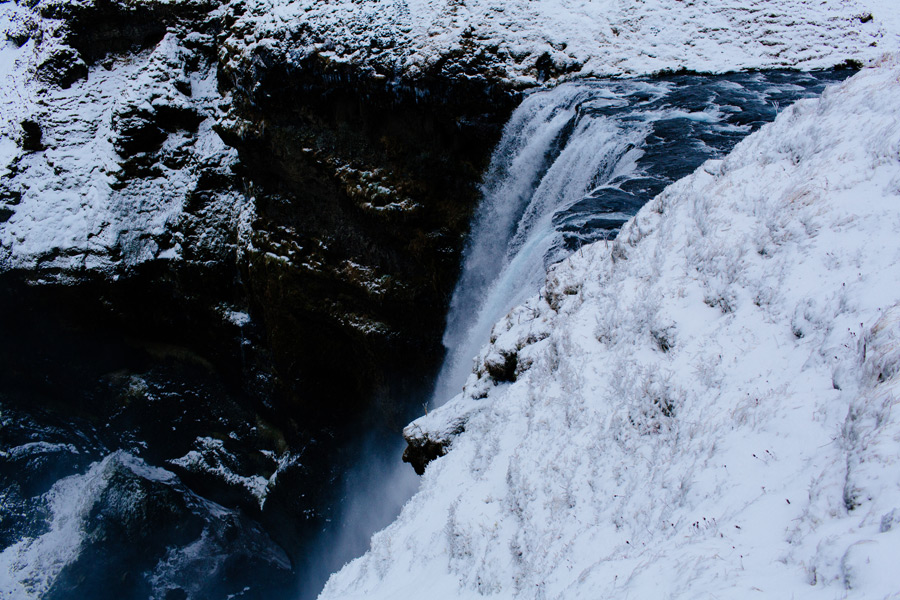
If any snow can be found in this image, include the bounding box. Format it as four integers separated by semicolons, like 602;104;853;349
857;0;900;50
320;57;900;599
169;436;272;508
0;452;181;599
0;3;239;277
222;308;252;327
0;3;33;172
0;450;293;598
226;0;900;86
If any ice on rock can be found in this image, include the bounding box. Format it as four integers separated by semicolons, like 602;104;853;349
0;3;240;278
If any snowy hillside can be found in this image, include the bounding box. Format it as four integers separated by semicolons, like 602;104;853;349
226;0;899;85
321;57;900;599
0;1;243;277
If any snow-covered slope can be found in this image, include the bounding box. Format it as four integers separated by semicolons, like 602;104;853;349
226;0;900;85
321;57;900;599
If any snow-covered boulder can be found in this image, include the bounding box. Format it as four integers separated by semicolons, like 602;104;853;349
322;56;900;599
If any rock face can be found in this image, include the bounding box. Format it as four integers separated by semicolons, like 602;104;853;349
0;0;516;594
217;48;518;423
1;0;518;419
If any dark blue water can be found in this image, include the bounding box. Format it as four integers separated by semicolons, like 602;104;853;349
557;70;850;251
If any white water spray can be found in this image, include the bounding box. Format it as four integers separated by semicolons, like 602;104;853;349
431;83;656;407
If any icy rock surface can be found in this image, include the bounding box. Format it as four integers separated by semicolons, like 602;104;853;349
322;58;900;599
0;0;243;278
0;451;292;599
225;0;899;86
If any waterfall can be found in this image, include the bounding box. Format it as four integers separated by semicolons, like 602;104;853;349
430;82;658;406
429;71;850;407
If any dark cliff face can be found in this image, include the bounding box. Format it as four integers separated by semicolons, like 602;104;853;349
0;0;517;592
218;50;518;426
5;0;518;424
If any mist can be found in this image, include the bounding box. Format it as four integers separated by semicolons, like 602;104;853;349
295;432;421;600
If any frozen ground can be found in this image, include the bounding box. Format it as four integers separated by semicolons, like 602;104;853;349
321;57;900;599
227;0;900;85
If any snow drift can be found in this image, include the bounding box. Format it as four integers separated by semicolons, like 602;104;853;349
321;57;900;599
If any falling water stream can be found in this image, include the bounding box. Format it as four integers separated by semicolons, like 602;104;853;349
430;70;850;408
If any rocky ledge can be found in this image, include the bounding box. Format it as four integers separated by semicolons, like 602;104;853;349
1;0;521;423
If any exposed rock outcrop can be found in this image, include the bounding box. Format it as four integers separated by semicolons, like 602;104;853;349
1;0;519;426
0;0;518;590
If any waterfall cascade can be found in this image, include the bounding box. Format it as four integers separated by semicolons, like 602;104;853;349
431;70;849;407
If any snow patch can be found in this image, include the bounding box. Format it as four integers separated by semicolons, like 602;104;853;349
0;452;179;599
226;0;900;86
0;3;238;277
169;437;272;509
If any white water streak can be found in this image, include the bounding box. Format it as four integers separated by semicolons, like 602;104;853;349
431;84;652;406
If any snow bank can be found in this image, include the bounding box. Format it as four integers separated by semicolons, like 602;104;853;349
4;0;900;276
226;0;900;85
321;57;900;599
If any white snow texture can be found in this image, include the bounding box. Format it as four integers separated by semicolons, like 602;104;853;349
227;0;899;84
321;58;900;599
0;1;242;277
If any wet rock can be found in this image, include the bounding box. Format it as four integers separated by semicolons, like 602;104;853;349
112;106;167;156
3;0;522;436
483;348;518;383
29;453;295;600
402;415;468;475
35;46;88;88
219;49;519;420
36;0;218;64
40;456;202;600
